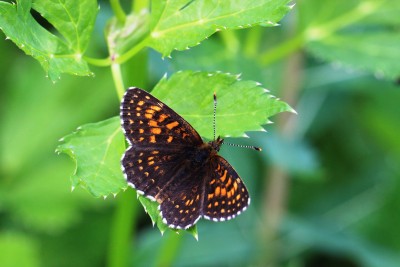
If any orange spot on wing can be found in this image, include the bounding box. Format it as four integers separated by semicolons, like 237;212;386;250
215;186;221;196
220;170;227;182
166;121;179;129
158;114;168;122
221;188;227;197
138;100;145;106
167;136;173;143
149;135;156;143
151;105;161;111
145;113;152;119
151;128;161;134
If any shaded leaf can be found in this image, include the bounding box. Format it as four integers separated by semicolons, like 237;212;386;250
56;117;127;198
300;0;400;79
0;0;96;80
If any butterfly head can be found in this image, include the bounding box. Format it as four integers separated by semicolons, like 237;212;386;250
209;136;224;152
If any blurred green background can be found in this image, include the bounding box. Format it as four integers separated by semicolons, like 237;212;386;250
1;1;400;267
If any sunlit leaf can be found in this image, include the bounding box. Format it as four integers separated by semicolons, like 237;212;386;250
0;0;97;80
148;0;292;56
152;71;295;139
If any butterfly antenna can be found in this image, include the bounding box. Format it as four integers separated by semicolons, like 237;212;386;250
213;92;217;141
224;142;262;151
213;92;261;151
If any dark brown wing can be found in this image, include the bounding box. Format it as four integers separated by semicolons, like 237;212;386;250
120;88;206;229
202;156;250;222
122;144;206;229
120;88;203;147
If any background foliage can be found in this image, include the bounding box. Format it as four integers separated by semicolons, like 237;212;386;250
1;0;400;267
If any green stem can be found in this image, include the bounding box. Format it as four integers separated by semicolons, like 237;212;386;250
154;232;183;267
84;56;111;67
110;0;126;24
259;34;304;65
116;37;150;64
107;190;139;267
132;0;149;13
111;62;125;100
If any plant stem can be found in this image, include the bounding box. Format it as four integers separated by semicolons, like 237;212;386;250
84;56;111;67
111;62;125;100
259;34;304;66
154;232;183;267
116;37;150;65
132;0;149;13
107;190;139;267
110;0;126;24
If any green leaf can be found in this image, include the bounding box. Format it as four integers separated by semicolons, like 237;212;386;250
300;0;400;79
57;71;293;235
0;0;97;81
148;0;292;56
152;71;295;139
56;117;127;198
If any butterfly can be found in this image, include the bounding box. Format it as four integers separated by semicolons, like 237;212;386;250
120;87;252;229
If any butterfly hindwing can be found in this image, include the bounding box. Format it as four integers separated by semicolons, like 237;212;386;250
202;156;250;222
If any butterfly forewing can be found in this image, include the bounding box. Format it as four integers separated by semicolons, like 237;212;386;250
121;88;202;147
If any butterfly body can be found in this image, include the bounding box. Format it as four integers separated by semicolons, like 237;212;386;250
120;88;249;229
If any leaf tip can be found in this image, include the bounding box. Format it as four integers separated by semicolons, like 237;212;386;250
71;185;75;192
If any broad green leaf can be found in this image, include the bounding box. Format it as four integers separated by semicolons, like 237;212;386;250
56;117;127;198
57;71;293;234
300;0;400;79
148;0;292;56
152;71;295;139
0;0;96;81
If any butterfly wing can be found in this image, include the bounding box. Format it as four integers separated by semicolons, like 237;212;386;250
120;88;203;147
202;156;250;222
120;88;205;228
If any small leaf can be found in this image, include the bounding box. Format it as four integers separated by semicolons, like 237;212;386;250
56;117;127;198
148;0;292;56
0;0;97;80
152;71;295;139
